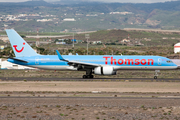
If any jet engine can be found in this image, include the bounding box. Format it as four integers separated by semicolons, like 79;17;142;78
94;66;116;75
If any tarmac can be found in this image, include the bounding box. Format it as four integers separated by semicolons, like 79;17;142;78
0;96;180;99
1;77;180;82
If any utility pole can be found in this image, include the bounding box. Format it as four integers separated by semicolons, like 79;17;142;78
72;32;74;54
85;34;90;55
73;32;74;48
72;28;76;55
36;29;39;47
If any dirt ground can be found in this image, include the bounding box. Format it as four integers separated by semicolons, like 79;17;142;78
0;81;180;93
1;69;180;79
0;97;180;120
0;81;180;119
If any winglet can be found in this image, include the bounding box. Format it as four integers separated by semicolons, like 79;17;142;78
56;50;68;62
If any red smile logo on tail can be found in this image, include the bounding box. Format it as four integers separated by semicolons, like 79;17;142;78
13;42;25;53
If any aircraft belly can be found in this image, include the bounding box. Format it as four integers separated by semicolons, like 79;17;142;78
113;66;177;70
30;65;77;70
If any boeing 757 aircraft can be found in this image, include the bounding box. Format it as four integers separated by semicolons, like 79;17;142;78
6;29;178;79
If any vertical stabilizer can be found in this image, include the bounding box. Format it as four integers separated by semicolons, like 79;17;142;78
6;29;39;57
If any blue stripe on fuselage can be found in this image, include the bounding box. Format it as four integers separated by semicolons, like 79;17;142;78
7;55;177;67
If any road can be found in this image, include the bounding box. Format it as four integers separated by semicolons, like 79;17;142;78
124;28;180;33
26;31;97;38
26;35;70;38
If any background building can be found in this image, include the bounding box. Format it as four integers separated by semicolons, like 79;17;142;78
174;43;180;54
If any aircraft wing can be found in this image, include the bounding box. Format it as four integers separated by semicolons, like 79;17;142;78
68;60;100;67
56;50;101;68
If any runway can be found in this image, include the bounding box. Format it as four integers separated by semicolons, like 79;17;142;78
1;77;180;82
0;96;180;99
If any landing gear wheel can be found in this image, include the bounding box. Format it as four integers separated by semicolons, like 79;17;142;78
83;75;87;79
90;75;94;78
154;70;160;79
87;75;91;79
82;75;94;79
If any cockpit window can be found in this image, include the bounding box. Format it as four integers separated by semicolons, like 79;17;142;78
166;60;173;63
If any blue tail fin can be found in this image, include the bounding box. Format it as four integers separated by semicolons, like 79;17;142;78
6;29;39;57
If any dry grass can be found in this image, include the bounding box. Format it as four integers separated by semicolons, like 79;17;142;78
0;97;180;120
0;69;180;79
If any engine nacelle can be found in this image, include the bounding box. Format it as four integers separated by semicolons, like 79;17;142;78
94;67;116;75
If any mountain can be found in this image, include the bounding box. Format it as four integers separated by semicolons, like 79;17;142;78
134;1;180;13
17;0;51;6
0;1;50;6
1;0;180;31
52;0;102;5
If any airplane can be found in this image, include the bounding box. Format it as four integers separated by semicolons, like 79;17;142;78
5;29;179;79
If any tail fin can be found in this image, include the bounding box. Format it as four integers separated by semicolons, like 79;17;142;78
6;29;39;57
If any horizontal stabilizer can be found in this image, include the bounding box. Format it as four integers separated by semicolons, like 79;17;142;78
9;57;28;63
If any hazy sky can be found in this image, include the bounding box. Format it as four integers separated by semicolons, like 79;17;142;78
0;0;178;3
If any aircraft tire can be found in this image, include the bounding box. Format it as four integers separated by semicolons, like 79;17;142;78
154;76;157;79
87;75;91;79
90;75;94;78
83;75;87;79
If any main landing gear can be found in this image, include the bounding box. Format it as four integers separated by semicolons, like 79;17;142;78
82;69;94;79
83;75;94;79
154;70;160;79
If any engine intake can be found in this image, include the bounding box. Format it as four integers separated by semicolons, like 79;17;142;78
94;66;116;75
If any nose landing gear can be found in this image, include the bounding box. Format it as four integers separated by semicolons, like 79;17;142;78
154;76;157;79
154;70;160;79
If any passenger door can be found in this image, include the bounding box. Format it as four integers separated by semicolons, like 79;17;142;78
158;58;162;66
35;57;39;65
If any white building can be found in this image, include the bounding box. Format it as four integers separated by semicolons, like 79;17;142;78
92;41;102;44
56;42;66;44
1;60;15;69
63;18;76;21
121;39;130;43
37;19;53;22
110;12;133;15
174;43;180;53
